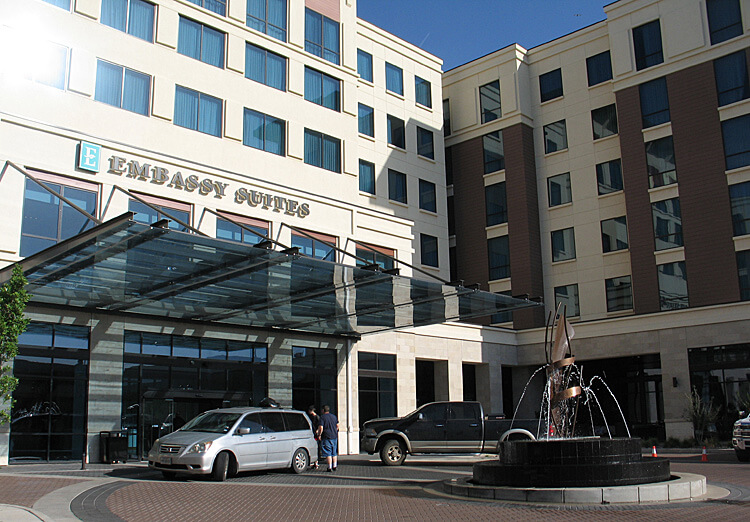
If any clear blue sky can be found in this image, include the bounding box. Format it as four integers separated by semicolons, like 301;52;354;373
357;0;614;71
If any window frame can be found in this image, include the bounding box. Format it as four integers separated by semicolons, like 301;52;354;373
245;42;287;91
707;0;743;45
483;131;504;173
722;114;750;170
304;8;340;65
417;126;435;159
291;230;337;261
729;181;750;236
304;67;340;111
443;99;451;137
357;49;373;82
243;108;286;156
387;114;406;149
633;19;664;71
173;85;223;137
554;283;580;317
479;80;501;123
388;169;407;204
652;197;683;251
186;0;226;16
418;179;437;213
548;172;572;207
488;235;510;280
485;182;507;227
100;0;155;43
216;213;269;246
94;59;151;116
646;136;677;189
586;51;613;87
539;69;563;102
657;261;689;310
359;159;375;195
551;227;576;262
715;51;750;107
385;62;404;96
420;234;439;267
177;16;225;69
303;128;341;173
605;276;633;312
596;159;623;195
601;216;629;253
544;120;568;154
592;104;618;140
358;103;374;137
640;77;670;128
246;0;287;42
415;76;432;108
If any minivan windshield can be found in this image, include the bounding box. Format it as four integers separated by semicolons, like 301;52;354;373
180;412;242;433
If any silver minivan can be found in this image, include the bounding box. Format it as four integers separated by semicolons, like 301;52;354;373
147;407;317;481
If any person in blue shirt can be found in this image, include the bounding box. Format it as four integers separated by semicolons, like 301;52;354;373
316;405;339;472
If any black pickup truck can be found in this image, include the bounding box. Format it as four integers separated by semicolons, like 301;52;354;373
360;401;537;465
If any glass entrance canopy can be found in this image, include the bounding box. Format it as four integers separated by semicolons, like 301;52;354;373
0;213;538;337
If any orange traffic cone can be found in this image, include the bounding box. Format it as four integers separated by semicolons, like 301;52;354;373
651;446;658;457
701;446;707;462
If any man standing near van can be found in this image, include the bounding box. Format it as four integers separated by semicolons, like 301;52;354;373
317;405;339;472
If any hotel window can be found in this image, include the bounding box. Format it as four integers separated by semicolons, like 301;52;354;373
358;104;374;136
20;174;98;258
448;196;455;235
485;182;507;226
730;181;750;236
488;236;510;280
388;169;407;204
419;179;437;212
291;230;336;261
539;69;563;102
303;129;340;173
305;8;339;65
386;63;404;95
243;108;285;156
646;136;677;188
592;104;618;139
246;0;287;42
356;245;394;270
601;216;628;253
738;250;750;300
357;49;373;82
707;0;743;45
245;43;286;91
417;127;435;159
652;198;683;250
443;99;451;136
420;234;438;267
633;20;663;71
554;284;579;317
657;261;688;310
178;17;225;68
640;77;670;128
94;60;151;116
586;51;612;86
597;159;623;195
548;172;572;207
25;40;68;90
359;352;397;425
551;227;576;262
479;80;501;123
43;0;70;9
387;115;405;149
715;51;750;107
304;67;340;111
129;194;191;232
174;86;222;137
722;114;750;170
606;276;633;312
186;0;226;16
216;214;268;246
415;76;432;108
544;120;568;154
359;160;375;194
101;0;155;43
483;131;504;173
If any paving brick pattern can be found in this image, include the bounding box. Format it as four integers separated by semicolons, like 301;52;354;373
0;475;84;508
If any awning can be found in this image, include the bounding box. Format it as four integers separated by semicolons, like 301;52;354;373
0;213;539;337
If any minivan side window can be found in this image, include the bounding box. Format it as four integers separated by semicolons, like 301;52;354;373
239;413;264;434
283;412;310;431
261;411;286;432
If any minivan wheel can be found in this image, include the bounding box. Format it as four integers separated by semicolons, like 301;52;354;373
212;452;229;482
161;471;176;480
291;448;309;474
380;439;406;466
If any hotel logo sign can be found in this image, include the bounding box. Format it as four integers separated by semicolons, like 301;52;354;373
78;142;101;172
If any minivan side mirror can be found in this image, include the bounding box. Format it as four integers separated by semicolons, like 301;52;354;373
236;427;251;435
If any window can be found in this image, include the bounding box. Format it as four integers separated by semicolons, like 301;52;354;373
359;160;375;195
20;176;98;257
715;51;750;107
548;173;572;207
633;20;663;71
388;169;407;204
174;86;222;137
303;129;340;173
551;227;576;262
246;0;287;42
544;120;568;153
101;0;155;42
479;80;501;123
243;108;285;155
483;131;504;173
592;104;618;139
554;284;579;317
359;352;397;426
419;179;436;212
597;159;623;195
601;216;628;253
646;136;677;188
488;236;510;280
443;99;451;137
722;114;750;170
657;261;688;310
606;276;633;312
387;115;405;149
245;43;286;91
539;69;563;102
738;250;750;300
129;195;191;231
178;17;224;68
707;0;743;45
304;67;340;111
95;60;151;116
356;246;394;271
415;76;432;108
25;40;68;90
357;49;373;82
186;0;226;16
652;198;683;250
358;104;374;136
448;196;455;235
216;214;268;246
420;234;438;267
640;78;670;129
485;182;507;226
292;346;336;412
291;231;336;261
730;181;750;236
385;63;403;95
586;51;612;86
417;127;435;159
43;0;70;9
305;8;339;65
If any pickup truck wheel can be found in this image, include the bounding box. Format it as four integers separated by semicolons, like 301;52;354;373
736;449;750;462
380;439;406;466
212;452;229;482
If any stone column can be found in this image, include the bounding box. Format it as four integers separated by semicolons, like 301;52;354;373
266;337;292;407
659;328;693;440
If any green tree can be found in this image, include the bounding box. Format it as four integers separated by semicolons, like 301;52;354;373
0;264;30;425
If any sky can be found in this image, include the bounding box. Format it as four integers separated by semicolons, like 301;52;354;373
357;0;615;71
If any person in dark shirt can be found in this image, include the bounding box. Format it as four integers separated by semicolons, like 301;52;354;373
316;405;339;472
307;405;321;469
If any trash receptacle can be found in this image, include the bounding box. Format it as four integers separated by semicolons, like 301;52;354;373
100;431;128;464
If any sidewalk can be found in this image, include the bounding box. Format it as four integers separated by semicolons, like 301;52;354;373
0;504;52;522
